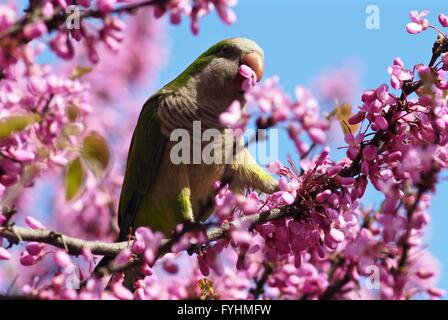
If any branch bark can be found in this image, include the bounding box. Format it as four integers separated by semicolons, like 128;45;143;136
0;207;287;257
0;226;128;256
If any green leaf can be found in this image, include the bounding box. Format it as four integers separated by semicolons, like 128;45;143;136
0;114;40;139
69;66;93;80
62;123;83;136
335;103;359;135
66;104;79;122
82;131;110;176
65;157;85;201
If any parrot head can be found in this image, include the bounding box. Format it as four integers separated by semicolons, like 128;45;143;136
166;37;265;113
199;37;265;84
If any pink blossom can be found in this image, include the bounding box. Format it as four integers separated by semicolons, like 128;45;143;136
345;132;364;160
97;0;116;13
54;250;72;268
362;145;378;161
219;100;248;132
49;32;74;60
328;227;345;243
236;194;260;214
316;190;332;203
267;160;284;174
277;176;299;205
197;254;210;276
139;264;153;277
438;13;448;27
23;22;48;40
378;214;405;242
406;10;430;34
162;257;179;274
114;248;132;265
144;248;155;266
428;288;446;298
308;127;326;144
214;188;237;217
215;0;237;25
239;64;257;91
101;17;125;52
0;4;16;31
20;251;38;266
387;57;413;89
151;0;236;35
374;115;388;130
131;240;146;254
81;248;93;262
0;247;11;260
26;242;44;256
77;0;92;7
349;111;365;125
417;269;435;280
112;283;134;300
231;229;252;250
25;216;46;230
40;2;55;18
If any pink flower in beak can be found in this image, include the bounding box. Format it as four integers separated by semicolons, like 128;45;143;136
239;64;257;91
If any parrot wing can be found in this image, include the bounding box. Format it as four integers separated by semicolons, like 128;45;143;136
117;94;167;241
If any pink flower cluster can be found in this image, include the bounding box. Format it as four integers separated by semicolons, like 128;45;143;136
406;10;448;35
197;13;448;298
154;0;237;35
406;10;430;34
1;5;448;301
0;41;91;203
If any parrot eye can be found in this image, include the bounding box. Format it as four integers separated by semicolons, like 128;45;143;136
218;45;230;56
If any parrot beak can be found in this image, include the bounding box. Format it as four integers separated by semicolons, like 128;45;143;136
241;52;264;81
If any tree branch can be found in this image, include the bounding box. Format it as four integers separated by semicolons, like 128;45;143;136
0;207;288;258
319;264;355;300
0;0;161;42
0;225;128;256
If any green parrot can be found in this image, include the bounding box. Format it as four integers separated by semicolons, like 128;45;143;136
95;38;278;282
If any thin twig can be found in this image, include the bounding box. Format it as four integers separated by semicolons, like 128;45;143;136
250;262;274;299
319;264;354;300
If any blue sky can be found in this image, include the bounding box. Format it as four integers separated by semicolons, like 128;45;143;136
159;0;448;294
